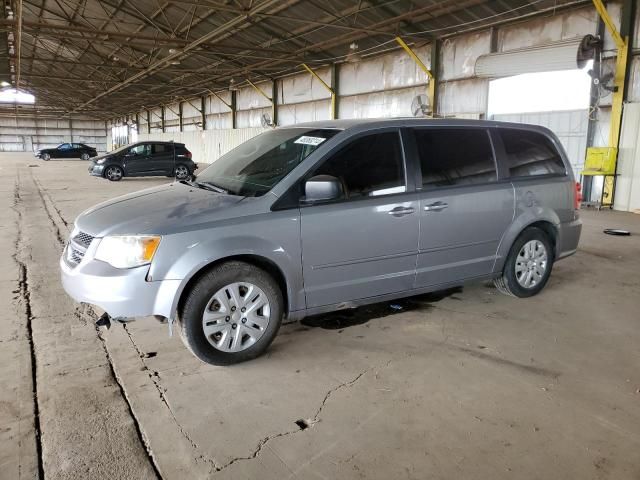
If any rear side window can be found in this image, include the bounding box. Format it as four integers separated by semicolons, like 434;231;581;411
413;128;497;187
153;144;172;154
499;129;566;177
313;131;405;199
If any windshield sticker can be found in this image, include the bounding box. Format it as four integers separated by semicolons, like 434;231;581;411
294;136;327;146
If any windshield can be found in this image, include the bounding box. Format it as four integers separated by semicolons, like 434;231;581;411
195;128;340;196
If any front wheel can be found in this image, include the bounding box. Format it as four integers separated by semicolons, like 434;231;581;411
104;165;123;181
494;227;554;298
41;153;50;161
81;153;90;161
179;261;284;365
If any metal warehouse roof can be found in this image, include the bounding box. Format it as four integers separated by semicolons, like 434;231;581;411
0;0;587;118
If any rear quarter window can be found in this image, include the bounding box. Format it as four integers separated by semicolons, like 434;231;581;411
499;129;566;177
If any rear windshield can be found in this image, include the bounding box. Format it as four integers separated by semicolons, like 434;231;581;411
196;128;340;196
499;129;566;177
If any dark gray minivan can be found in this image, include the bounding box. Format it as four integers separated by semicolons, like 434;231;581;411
61;119;582;365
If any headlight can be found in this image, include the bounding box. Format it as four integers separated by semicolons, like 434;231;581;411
95;235;161;269
96;158;107;164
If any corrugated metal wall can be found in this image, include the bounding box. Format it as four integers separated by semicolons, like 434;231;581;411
0;115;107;152
491;110;589;178
137;127;266;164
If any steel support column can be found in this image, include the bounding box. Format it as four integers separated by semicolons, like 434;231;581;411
201;96;207;130
588;0;632;206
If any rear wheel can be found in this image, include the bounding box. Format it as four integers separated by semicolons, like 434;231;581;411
178;261;283;365
494;227;554;298
81;153;90;161
174;164;190;180
41;153;50;161
105;165;123;182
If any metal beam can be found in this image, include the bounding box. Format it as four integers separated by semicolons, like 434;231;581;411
302;63;335;119
70;0;284;113
15;0;23;88
246;78;276;125
395;36;436;116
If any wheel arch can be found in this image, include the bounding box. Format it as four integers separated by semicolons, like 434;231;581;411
174;254;290;321
495;217;559;273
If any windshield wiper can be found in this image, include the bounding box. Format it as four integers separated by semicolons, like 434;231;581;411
198;181;230;194
179;179;229;193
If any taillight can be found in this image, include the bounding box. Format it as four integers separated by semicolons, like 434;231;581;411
574;181;582;209
185;151;192;159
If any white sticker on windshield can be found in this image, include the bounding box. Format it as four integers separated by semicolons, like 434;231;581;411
294;136;327;146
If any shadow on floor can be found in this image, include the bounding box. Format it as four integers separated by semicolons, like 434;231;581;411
301;287;463;330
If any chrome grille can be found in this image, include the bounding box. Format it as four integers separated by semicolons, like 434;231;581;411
64;230;93;268
72;231;94;248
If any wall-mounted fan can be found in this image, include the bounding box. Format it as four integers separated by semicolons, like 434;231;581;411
260;112;273;128
411;94;430;117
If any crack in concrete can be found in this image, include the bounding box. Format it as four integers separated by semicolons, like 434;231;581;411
26;170;164;479
29;170;66;246
80;306;165;480
121;324;220;472
214;369;370;474
13;177;45;480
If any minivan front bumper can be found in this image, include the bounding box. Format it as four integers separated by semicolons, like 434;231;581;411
60;242;181;319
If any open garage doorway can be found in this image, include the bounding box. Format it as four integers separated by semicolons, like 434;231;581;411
488;67;592;181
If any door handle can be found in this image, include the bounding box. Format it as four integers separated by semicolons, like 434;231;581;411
424;201;448;212
388;206;415;217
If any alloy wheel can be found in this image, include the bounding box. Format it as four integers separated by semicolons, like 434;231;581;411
106;166;122;181
175;165;189;180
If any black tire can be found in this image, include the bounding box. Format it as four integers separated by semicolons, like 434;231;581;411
104;165;123;181
174;163;191;180
178;261;284;365
81;153;90;161
494;227;554;298
41;153;50;161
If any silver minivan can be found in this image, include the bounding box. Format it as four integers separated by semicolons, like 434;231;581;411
60;119;582;365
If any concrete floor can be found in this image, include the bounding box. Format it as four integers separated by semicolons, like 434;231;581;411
1;153;639;480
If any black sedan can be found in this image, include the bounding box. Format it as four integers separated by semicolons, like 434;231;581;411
36;143;98;161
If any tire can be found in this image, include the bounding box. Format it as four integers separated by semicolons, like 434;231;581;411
178;261;284;365
41;153;50;161
174;164;190;180
81;153;90;161
104;165;123;181
494;227;554;298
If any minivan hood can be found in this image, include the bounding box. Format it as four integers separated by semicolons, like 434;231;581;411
76;182;245;237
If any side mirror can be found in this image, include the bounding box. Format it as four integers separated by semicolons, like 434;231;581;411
304;175;343;203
